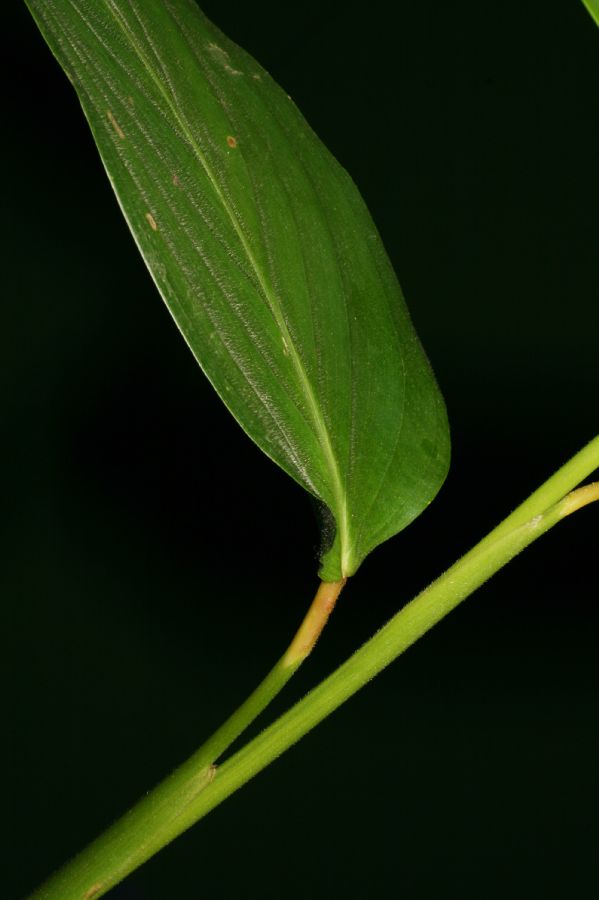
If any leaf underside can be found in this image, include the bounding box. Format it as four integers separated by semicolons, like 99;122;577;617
26;0;450;580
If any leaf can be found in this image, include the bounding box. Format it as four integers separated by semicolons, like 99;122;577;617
25;0;450;581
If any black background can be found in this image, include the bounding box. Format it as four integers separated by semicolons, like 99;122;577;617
5;1;599;898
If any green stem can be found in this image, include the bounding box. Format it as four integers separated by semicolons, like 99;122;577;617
30;438;599;900
581;0;599;28
181;577;345;768
28;579;344;900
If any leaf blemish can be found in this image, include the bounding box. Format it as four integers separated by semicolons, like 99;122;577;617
206;41;243;75
172;173;180;186
106;110;125;139
145;212;158;231
226;135;237;148
82;884;103;900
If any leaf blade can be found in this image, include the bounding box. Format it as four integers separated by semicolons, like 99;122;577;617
26;0;450;579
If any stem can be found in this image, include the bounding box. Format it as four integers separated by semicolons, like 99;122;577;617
580;0;599;28
28;578;344;900
283;579;344;666
30;438;599;900
183;577;345;768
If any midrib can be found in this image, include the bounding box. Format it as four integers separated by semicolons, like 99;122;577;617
102;1;350;571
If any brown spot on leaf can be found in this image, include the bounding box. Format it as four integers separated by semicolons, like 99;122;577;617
172;173;180;187
83;884;103;900
106;110;125;139
145;212;158;231
226;135;237;148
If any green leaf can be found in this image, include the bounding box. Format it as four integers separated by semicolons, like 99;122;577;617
581;0;599;27
25;0;450;580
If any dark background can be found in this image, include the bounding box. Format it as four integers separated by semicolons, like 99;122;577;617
5;1;599;897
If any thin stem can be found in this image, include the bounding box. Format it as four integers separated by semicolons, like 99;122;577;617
580;0;599;29
27;578;344;900
29;437;599;900
283;579;345;666
560;480;599;516
183;577;346;770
